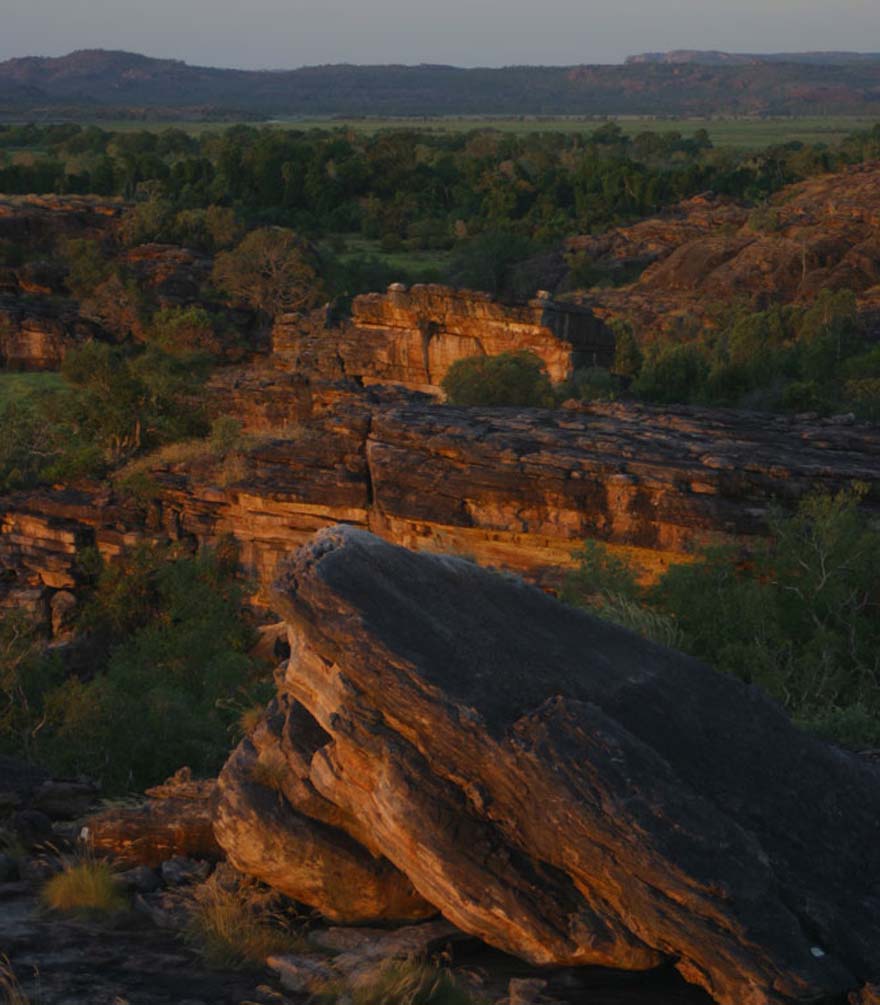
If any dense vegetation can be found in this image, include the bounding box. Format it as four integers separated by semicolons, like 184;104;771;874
562;489;880;748
0;543;271;792
0;342;209;491
3;120;880;266
629;290;880;419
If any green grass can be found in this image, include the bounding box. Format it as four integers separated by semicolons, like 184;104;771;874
5;115;876;149
334;235;451;280
271;114;880;148
0;372;64;407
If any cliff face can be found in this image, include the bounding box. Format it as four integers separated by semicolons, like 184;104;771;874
273;285;614;395
0;194;123;247
0;295;105;369
3;400;877;635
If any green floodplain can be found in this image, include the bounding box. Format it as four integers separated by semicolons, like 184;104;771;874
4;114;879;149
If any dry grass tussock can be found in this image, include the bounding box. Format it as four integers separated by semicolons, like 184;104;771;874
319;959;481;1005
184;873;307;969
40;855;128;914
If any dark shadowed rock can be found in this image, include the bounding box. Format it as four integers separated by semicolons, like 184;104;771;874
217;526;880;1005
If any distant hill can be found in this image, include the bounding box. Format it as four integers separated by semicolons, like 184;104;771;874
2;49;880;118
627;50;880;66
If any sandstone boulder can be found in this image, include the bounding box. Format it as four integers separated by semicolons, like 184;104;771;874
217;526;880;1005
85;768;222;867
214;696;435;924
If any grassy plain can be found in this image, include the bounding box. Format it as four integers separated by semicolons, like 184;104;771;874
43;114;880;148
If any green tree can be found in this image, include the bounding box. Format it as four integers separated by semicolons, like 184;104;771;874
442;351;554;407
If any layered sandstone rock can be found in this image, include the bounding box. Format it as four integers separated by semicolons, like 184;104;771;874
121;243;212;305
85;768;222;867
214;696;435;923
2;401;877;631
273;285;614;395
215;526;880;1005
575;162;880;340
0;194;123;247
0;295;106;369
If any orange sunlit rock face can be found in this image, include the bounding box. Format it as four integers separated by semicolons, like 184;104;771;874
214;527;880;1005
1;399;877;634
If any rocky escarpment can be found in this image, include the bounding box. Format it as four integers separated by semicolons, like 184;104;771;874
2;400;877;634
273;284;614;395
215;527;880;1005
0;294;106;369
569;162;880;340
0;194;123;247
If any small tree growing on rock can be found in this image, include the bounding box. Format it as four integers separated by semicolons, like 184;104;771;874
212;228;323;320
441;351;554;408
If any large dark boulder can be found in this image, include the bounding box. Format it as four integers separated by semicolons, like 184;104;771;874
216;526;880;1005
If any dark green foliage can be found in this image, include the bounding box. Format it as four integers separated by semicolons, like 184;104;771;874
630;290;874;416
61;239;112;300
1;546;271;793
633;343;710;404
2;120;879;255
441;351;554;407
445;231;543;298
563;490;880;748
0;343;208;490
611;321;643;380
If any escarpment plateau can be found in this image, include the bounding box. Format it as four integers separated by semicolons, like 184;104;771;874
215;526;880;1005
2;394;878;634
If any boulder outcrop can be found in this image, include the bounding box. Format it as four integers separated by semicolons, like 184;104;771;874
576;162;880;340
215;526;880;1005
0;194;123;248
0;294;106;369
273;285;614;395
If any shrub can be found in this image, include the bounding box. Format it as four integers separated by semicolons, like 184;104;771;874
184;874;305;968
62;238;112;300
442;351;553;408
144;306;231;358
558;366;618;403
3;546;271;793
41;857;127;914
560;540;641;608
633;342;709;404
563;490;880;748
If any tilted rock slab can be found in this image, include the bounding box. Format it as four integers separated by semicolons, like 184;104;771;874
215;526;880;1005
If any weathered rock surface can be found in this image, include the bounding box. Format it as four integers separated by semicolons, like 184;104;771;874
214;695;435;923
0;194;123;247
0;294;106;369
576;163;880;340
273;284;614;394
217;526;880;1005
85;768;222;867
2;400;878;630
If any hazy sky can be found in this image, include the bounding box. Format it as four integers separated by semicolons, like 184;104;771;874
2;0;880;69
